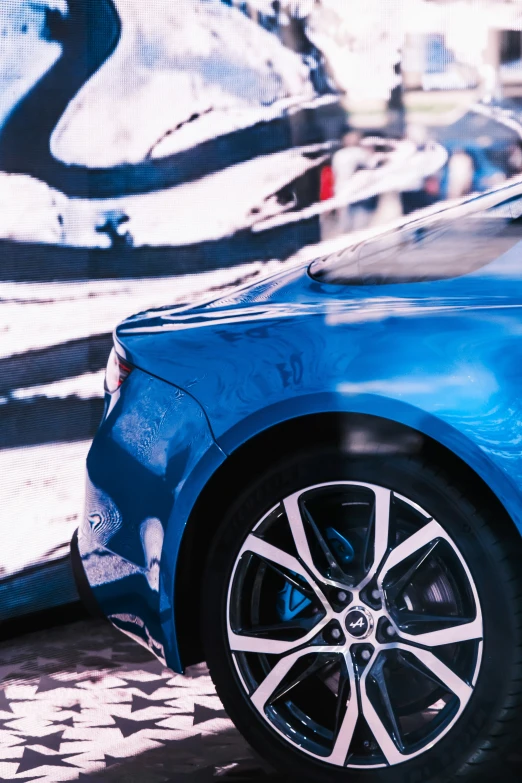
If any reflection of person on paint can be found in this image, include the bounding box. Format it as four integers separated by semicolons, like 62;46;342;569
387;56;405;140
445;148;475;200
507;142;522;178
330;129;373;234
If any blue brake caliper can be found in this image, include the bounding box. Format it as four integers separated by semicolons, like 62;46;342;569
325;527;355;566
277;580;312;621
276;528;354;621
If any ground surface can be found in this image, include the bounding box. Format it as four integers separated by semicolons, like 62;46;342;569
0;617;287;782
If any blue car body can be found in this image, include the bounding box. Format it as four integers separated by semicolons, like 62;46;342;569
76;181;522;674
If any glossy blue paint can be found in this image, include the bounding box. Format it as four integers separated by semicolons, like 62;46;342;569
81;181;522;672
78;368;225;671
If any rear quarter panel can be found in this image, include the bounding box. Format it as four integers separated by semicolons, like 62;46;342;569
117;253;522;536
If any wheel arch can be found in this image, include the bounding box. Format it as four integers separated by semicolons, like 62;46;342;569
174;410;521;669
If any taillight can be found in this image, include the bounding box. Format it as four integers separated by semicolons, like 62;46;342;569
105;348;133;393
319;164;335;201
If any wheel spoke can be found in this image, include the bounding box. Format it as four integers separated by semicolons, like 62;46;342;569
396;615;482;647
333;665;352;738
395;611;475;630
301;505;346;581
283;492;355;588
385;540;440;602
230;533;332;654
283;494;331;582
357;487;392;589
268;654;338;705
366;655;404;752
246;620;315;638
229;621;330;654
360;643;473;764
378;519;445;583
284;486;391;590
250;646;335;712
327;655;359;765
379;519;482;647
263;564;316;600
229;614;331;655
391;644;473;704
238;534;326;604
360;665;405;766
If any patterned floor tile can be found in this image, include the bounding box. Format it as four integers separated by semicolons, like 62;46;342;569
0;620;289;782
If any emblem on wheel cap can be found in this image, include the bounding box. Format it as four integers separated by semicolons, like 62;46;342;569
345;606;373;639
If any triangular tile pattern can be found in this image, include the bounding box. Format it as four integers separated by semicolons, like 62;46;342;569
19;729;65;752
15;747;80;774
0;619;283;782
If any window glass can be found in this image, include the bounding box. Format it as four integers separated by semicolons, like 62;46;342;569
309;187;522;285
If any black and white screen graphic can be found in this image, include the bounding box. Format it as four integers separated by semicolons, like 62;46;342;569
2;0;522;618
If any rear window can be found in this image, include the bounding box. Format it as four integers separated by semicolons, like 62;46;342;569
309;188;522;285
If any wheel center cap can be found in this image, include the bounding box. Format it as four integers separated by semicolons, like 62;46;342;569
345;606;373;639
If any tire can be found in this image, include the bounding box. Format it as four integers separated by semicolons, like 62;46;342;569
201;448;522;783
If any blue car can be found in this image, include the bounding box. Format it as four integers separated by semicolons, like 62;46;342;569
72;182;522;782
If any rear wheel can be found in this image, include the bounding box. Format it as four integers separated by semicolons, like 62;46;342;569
201;449;522;782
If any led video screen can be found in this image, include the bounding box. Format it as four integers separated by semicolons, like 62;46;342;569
2;0;522;620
